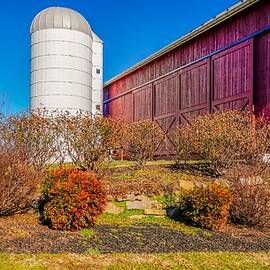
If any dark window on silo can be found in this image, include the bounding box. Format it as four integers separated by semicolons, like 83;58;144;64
96;68;101;74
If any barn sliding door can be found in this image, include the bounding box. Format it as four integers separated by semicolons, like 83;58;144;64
133;84;153;121
153;73;178;155
211;39;254;112
178;58;211;124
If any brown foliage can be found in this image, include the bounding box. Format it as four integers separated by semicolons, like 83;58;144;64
0;111;61;171
42;168;107;230
112;117;131;154
127;120;164;167
111;118;131;160
107;176;176;200
172;110;270;228
0;149;41;216
227;165;270;227
56;113;125;172
173;111;270;175
178;182;233;230
172;124;195;165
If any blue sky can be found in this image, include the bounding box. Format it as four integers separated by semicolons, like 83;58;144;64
0;0;238;113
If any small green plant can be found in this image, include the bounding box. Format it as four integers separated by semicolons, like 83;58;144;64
79;228;95;238
178;182;232;230
110;228;118;234
42;168;107;231
156;194;179;208
84;248;101;255
202;231;213;238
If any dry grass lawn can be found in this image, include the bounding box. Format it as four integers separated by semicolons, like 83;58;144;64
1;252;270;270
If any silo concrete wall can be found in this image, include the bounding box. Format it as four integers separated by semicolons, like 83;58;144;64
30;28;93;114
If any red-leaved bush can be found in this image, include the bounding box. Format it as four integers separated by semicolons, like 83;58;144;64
178;182;232;230
42;168;107;230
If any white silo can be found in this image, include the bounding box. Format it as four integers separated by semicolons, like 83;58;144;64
30;7;103;115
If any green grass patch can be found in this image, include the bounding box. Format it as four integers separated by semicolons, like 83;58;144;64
112;200;126;209
110;167;199;184
99;209;144;221
106;160;174;169
0;252;269;270
107;159;208;169
106;160;136;168
96;209;200;236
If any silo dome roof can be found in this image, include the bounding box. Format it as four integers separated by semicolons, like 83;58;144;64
30;7;92;37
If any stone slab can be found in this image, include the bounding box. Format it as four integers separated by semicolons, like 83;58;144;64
104;202;124;215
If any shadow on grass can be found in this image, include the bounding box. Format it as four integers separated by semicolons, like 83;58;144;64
170;161;220;178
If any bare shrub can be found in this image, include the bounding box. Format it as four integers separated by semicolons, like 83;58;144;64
172;123;195;166
111;118;131;160
57;113;121;172
0;111;60;171
0;149;41;216
227;165;270;227
172;111;270;175
127;120;164;167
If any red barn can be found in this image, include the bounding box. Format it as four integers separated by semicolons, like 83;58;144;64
103;0;270;155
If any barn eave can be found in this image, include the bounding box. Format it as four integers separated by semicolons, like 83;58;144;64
104;0;260;87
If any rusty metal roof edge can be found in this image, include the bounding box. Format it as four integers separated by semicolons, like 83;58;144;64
104;0;260;87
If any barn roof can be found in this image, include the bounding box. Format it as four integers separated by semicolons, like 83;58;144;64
104;0;260;87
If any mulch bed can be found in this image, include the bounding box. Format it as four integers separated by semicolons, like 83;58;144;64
1;214;270;254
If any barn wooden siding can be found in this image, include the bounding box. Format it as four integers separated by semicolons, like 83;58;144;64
104;0;270;155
